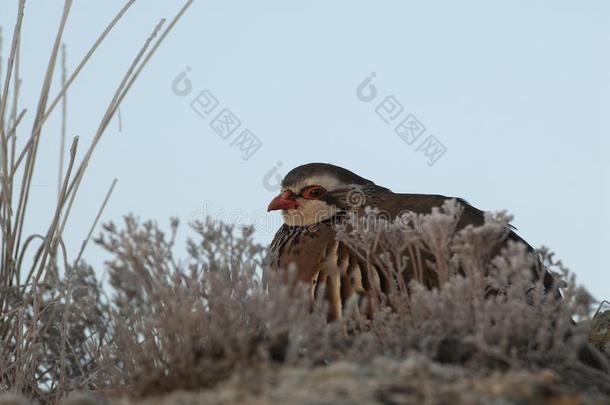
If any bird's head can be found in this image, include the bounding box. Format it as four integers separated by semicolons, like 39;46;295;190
267;163;378;226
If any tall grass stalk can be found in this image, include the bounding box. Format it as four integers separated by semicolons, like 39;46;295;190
0;1;192;402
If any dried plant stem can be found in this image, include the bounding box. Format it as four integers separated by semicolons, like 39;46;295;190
115;0;194;108
0;0;24;143
0;27;3;88
60;0;193;242
0;0;25;284
10;0;138;177
5;0;137;288
30;137;79;285
58;277;72;403
73;178;117;268
57;18;167;253
0;110;26;225
58;44;67;201
11;0;73;286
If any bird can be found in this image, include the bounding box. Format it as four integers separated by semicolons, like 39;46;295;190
266;162;556;321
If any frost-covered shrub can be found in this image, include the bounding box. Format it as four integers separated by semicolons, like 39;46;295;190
89;206;609;399
2;209;608;401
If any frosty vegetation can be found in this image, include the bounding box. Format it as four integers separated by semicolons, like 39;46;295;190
0;2;609;404
4;207;610;403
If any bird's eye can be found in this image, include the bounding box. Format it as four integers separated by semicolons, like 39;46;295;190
302;186;326;200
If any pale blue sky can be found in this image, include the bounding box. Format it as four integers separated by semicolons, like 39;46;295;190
1;1;608;300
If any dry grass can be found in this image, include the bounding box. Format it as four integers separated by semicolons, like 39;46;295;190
0;3;609;405
0;1;192;403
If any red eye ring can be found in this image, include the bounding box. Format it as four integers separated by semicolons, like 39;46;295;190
301;186;326;200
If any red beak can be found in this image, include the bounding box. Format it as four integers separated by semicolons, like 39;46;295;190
267;191;299;211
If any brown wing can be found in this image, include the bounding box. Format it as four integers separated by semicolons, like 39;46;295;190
375;191;557;295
